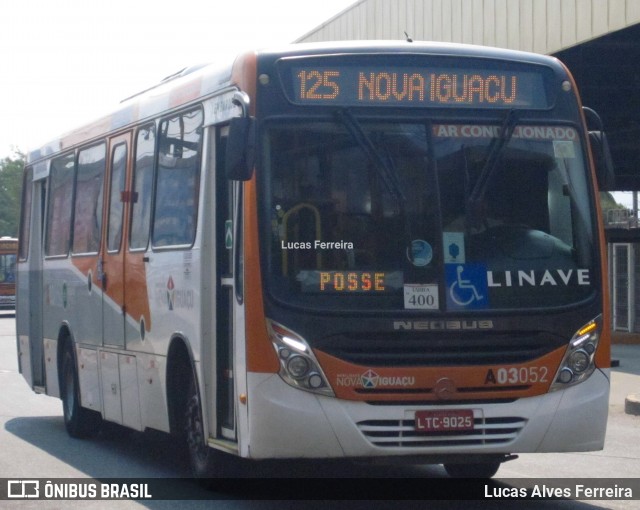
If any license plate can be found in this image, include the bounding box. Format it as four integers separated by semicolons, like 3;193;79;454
415;409;474;432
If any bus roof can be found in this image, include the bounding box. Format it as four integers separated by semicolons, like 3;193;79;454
259;39;562;66
26;40;566;165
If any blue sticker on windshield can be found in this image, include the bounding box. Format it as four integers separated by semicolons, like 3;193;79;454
443;232;465;263
446;263;489;310
407;240;433;267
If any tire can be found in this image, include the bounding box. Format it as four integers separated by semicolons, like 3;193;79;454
184;376;226;478
60;342;102;438
444;461;501;478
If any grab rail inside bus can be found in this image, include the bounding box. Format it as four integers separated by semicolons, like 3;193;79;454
281;203;322;276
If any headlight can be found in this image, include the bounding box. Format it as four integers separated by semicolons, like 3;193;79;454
287;355;311;379
568;350;590;373
550;315;602;391
266;319;334;397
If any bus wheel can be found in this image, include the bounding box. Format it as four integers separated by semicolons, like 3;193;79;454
443;461;501;478
185;378;222;478
60;342;102;438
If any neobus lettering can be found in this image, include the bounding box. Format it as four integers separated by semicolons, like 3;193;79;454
393;320;494;331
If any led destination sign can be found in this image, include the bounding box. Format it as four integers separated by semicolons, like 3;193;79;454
287;64;549;109
297;270;404;294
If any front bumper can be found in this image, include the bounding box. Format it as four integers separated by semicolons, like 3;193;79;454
245;368;609;460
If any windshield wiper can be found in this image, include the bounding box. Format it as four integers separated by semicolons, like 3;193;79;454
335;109;416;264
467;109;518;222
335;109;407;209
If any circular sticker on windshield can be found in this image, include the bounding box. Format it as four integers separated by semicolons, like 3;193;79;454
407;240;433;267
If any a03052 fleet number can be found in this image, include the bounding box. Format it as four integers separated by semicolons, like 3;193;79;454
485;366;549;385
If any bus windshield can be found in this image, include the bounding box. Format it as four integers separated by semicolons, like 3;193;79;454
263;118;595;312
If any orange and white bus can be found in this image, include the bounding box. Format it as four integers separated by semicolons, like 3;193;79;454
0;236;17;309
17;41;613;478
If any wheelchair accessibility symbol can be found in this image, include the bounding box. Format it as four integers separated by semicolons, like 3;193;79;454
445;264;489;310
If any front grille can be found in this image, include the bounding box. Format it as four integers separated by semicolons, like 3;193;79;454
314;331;565;367
357;416;526;448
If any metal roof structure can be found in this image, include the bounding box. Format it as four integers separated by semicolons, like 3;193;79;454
299;0;640;54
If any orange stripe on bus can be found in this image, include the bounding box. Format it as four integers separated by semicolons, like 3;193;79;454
71;252;151;332
314;347;567;402
244;178;279;374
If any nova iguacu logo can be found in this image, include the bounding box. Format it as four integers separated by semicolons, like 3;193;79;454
336;369;416;388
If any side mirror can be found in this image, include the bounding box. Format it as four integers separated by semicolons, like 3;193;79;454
226;116;256;181
588;130;615;191
583;107;615;190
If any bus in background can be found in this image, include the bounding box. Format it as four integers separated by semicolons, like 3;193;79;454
17;41;614;478
0;236;18;309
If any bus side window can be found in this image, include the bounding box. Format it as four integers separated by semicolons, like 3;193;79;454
130;124;156;250
152;108;203;248
18;167;33;261
107;143;127;252
45;153;75;257
73;143;106;255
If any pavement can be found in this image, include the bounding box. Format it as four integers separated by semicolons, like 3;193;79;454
610;339;640;415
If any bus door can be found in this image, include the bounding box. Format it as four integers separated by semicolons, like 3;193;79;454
18;167;46;389
101;133;131;348
215;125;237;440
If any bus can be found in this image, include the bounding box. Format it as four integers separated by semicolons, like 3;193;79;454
0;236;17;309
17;41;614;478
